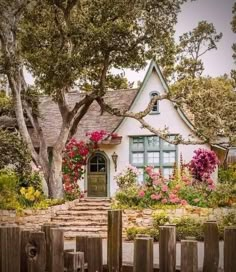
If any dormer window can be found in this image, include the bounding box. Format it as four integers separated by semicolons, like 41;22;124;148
150;91;159;114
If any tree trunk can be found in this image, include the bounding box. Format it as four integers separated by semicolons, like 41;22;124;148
48;148;64;198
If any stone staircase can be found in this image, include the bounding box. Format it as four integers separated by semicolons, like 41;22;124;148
51;198;111;239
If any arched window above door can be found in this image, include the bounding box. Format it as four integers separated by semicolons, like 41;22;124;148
89;154;106;172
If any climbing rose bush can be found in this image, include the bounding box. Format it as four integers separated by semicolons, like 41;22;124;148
62;130;108;199
188;148;219;182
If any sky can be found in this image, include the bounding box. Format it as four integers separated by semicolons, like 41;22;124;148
25;0;236;86
124;0;236;85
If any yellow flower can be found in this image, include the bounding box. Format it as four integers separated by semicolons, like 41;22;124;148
34;190;41;199
20;187;26;195
28;186;35;194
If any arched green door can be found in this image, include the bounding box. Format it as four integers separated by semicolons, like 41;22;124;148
87;153;107;197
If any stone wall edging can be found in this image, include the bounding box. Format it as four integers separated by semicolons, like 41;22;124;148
0;198;80;230
122;206;236;229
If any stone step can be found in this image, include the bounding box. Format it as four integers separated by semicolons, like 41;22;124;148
55;210;108;216
53;210;108;217
70;206;110;211
56;221;107;227
74;202;111;207
52;215;107;221
68;208;109;213
80;198;111;202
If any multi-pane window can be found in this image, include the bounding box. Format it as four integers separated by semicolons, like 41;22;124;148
130;136;177;181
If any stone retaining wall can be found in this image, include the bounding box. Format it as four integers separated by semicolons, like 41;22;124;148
0;199;80;230
122;206;236;229
1;202;235;232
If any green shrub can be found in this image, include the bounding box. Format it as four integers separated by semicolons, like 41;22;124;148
178;184;210;207
152;212;170;229
0;170;21;210
218;212;236;239
126;226;159;241
208;183;236;207
115;185;141;207
219;164;236;185
172;217;204;241
19;171;43;192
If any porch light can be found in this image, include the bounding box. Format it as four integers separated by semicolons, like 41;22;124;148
112;152;118;172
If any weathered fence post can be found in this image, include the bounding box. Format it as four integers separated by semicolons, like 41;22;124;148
48;228;64;272
87;235;103;272
41;223;59;271
41;223;59;272
0;226;21;272
203;221;219;272
181;240;198;272
107;210;122;272
20;230;31;272
76;236;88;263
26;231;46;272
133;236;153;272
224;226;236;272
64;252;85;272
159;225;176;272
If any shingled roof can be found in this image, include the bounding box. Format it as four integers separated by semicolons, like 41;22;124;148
32;89;138;146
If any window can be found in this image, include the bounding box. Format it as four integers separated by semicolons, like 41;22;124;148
130;136;177;182
89;154;106;172
150;92;159;113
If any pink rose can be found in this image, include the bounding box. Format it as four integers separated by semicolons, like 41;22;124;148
161;185;168;192
138;190;145;197
161;198;168;204
208;184;215;190
180;200;188;206
151;193;162;200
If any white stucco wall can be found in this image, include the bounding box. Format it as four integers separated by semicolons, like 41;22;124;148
84;69;210;197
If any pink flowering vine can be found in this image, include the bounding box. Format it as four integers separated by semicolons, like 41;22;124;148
62;130;108;198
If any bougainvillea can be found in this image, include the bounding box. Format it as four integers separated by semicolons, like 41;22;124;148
62;130;109;199
188;148;219;182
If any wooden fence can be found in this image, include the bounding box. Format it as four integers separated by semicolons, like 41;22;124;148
0;210;236;272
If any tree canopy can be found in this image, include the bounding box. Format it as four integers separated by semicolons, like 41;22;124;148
0;0;188;198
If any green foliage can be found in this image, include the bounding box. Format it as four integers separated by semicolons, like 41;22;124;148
219;164;236;185
173;217;204;241
218;212;236;239
0;169;64;210
0;92;14;116
126;227;159;241
178;184;210;207
19;171;43;192
152;212;170;229
0;170;20;210
171;77;236;145
20;0;187;95
126;213;236;242
173;21;222;81
115;185;141;207
115;165;140;190
0;129;31;176
208;183;236;208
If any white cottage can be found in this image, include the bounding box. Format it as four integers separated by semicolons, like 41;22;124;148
37;60;222;198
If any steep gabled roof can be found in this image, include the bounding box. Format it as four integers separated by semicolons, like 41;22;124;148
113;60;196;133
32;88;138;146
